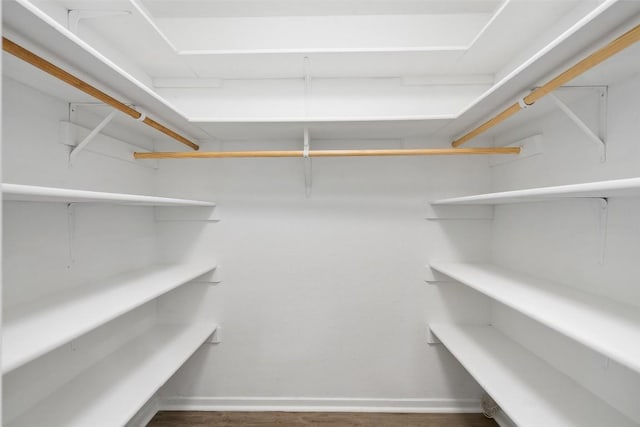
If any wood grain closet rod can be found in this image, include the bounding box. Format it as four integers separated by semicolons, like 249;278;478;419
2;37;199;151
452;23;640;147
133;147;521;159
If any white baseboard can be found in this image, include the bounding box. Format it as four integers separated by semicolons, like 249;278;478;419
160;397;481;414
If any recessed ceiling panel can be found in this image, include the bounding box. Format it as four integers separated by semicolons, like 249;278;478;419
143;0;501;18
156;14;491;53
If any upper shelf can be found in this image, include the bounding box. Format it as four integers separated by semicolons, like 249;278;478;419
431;177;640;205
437;2;640;140
2;261;217;373
2;0;210;141
431;262;640;374
2;183;215;206
4;0;640;142
430;323;637;427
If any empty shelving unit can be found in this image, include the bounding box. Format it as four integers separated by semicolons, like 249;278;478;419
2;1;640;426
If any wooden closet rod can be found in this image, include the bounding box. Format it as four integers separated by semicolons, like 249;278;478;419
134;147;521;159
2;37;199;151
452;24;640;147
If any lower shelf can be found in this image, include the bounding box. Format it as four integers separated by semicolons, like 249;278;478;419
3;261;217;373
7;322;217;427
430;323;637;427
430;261;640;374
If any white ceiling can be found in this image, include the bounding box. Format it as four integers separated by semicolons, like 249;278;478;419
53;0;584;79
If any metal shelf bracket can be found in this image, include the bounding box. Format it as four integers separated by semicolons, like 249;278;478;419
69;109;118;165
549;87;607;162
303;128;312;197
427;325;441;344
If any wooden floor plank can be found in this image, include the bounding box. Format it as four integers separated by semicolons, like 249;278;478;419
147;411;499;426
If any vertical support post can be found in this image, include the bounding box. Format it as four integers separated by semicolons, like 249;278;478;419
303;57;312;197
303;56;311;115
66;203;76;268
598;198;608;265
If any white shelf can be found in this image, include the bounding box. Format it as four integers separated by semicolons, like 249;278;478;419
2;0;211;140
431;177;640;205
437;2;640;139
5;0;640;142
430;262;640;374
2;261;217;373
7;322;217;427
2;184;215;206
430;324;637;427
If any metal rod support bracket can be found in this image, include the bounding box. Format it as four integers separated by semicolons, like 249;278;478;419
518;97;532;109
303;128;312;197
134;107;147;122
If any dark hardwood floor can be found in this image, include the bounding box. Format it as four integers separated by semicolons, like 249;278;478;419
147;411;499;426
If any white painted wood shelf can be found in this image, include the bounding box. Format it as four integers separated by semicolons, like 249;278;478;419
431;177;640;205
430;262;640;374
430;323;637;427
436;3;640;140
6;322;217;427
2;261;217;373
5;0;639;141
2;184;215;206
2;0;210;141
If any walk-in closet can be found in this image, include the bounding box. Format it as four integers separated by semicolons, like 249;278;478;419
2;1;640;426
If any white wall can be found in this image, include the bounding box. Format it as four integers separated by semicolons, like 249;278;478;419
153;137;495;411
490;72;640;422
4;1;638;423
2;72;498;416
1;77;161;423
156;79;490;120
